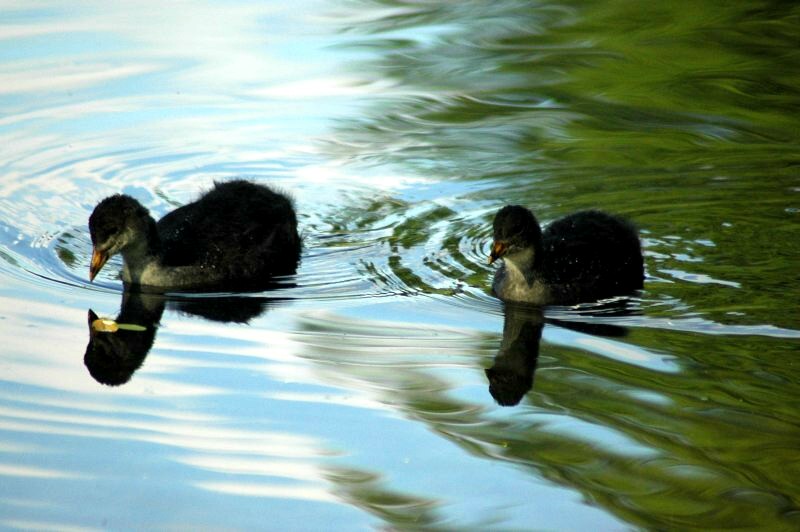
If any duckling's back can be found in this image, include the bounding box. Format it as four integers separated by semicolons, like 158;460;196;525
157;180;300;288
540;210;643;303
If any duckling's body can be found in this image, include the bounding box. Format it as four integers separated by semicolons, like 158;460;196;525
490;206;643;305
89;180;300;291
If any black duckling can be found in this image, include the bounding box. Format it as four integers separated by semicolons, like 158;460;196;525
89;180;300;291
489;205;644;305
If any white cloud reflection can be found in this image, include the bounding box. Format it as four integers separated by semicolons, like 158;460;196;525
0;463;86;480
0;520;100;532
194;481;336;502
0;62;159;95
0;1;325;95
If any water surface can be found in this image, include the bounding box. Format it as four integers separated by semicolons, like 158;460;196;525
1;1;799;530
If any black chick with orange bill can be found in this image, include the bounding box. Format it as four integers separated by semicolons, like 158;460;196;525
89;180;300;292
489;205;644;305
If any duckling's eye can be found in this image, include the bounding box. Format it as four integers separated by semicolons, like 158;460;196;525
98;224;121;241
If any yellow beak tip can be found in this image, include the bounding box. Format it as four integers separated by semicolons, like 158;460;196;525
89;248;108;282
488;241;506;265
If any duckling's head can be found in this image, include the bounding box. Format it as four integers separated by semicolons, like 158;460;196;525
489;205;542;266
88;194;155;281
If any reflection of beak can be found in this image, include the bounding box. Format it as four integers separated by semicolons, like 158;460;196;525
89;247;108;282
488;241;507;264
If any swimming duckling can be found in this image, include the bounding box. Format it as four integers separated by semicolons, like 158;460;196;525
489;205;643;305
89;180;300;291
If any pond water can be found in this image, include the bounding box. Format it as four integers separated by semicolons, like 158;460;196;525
1;1;799;530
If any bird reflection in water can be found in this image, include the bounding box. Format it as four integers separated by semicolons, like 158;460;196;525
487;301;634;406
84;292;277;386
486;304;544;406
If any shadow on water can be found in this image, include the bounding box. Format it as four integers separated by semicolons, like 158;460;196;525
84;292;284;386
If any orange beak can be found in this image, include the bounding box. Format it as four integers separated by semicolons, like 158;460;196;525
89;247;108;282
488;241;507;264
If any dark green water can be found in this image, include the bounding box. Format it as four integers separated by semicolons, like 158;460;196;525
1;1;798;530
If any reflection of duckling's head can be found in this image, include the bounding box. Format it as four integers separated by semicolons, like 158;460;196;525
84;309;154;386
486;315;543;407
485;366;533;407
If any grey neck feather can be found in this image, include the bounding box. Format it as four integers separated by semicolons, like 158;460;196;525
493;246;551;305
503;247;538;285
118;218;163;286
121;240;160;286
